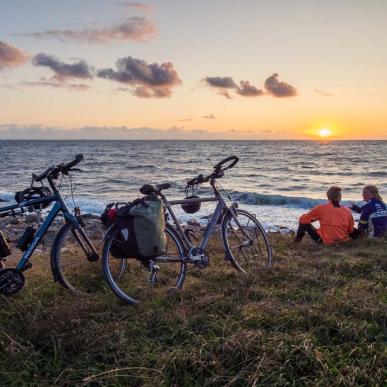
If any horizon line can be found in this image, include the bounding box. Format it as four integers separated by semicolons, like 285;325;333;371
0;138;386;142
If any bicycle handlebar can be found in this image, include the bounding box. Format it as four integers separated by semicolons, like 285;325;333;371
63;154;83;172
186;173;211;186
213;155;239;173
33;166;55;182
186;155;239;187
33;154;84;182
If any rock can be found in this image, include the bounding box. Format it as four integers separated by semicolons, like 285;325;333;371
8;217;20;225
42;231;57;246
187;219;201;228
25;214;44;224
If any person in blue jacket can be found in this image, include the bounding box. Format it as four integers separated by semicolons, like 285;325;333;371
351;185;387;238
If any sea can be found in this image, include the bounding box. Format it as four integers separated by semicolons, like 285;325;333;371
0;140;386;231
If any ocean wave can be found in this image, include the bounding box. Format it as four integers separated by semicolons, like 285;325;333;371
368;171;387;177
230;190;364;209
0;191;15;202
129;165;157;169
0;186;364;213
231;191;324;208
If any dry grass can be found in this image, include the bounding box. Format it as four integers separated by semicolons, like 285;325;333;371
0;233;386;386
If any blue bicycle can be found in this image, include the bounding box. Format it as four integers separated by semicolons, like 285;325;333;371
0;155;122;296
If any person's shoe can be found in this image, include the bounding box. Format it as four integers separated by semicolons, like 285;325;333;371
293;236;302;243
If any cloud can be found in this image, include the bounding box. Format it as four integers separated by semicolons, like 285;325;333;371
236;80;264;97
203;76;238;89
0;83;17;89
203;76;239;99
0;124;276;140
205;73;297;99
203;114;216;119
23;17;155;43
177;118;194;122
0;40;29;70
122;2;153;12
32;53;93;81
97;56;181;98
204;76;264;98
19;80;90;91
264;73;297;97
314;88;334;97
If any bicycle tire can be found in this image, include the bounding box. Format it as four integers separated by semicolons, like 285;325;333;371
222;208;272;273
102;223;186;305
51;218;126;293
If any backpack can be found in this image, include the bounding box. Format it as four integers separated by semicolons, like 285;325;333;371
101;197;167;260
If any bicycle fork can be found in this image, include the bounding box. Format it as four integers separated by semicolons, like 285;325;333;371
67;212;99;262
70;226;99;262
227;206;254;244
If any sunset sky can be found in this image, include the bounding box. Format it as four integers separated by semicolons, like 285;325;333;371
0;0;386;140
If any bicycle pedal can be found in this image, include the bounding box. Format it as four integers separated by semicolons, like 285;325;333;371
87;252;99;262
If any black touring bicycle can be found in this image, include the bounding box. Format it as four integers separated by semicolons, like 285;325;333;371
102;156;272;305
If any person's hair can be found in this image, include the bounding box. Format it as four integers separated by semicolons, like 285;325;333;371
327;186;342;206
363;185;384;203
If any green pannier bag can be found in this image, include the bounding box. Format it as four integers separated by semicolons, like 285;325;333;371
111;197;167;259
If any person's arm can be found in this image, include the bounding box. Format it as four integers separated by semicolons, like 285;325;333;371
348;212;355;233
358;204;371;233
350;203;362;213
299;205;321;224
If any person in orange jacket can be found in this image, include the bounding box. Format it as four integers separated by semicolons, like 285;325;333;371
294;186;354;245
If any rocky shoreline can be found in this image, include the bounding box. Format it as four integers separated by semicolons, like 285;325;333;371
0;212;104;255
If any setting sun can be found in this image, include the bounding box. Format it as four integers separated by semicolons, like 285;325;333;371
318;128;332;137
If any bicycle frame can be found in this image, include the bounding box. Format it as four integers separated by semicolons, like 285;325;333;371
0;180;96;272
159;185;244;258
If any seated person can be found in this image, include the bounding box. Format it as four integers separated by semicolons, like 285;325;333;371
350;185;387;238
294;186;354;244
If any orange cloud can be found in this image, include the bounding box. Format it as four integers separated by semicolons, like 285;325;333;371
0;40;29;70
23;17;155;43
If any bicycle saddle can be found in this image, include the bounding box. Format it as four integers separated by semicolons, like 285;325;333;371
140;183;171;195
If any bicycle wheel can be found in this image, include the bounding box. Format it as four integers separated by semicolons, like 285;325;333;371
102;224;186;305
51;216;126;293
222;208;272;273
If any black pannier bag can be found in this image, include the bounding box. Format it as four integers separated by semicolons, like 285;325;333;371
102;197;167;260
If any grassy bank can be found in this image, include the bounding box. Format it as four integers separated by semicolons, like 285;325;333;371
0;233;386;386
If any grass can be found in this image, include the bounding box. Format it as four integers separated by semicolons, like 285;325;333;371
0;233;386;386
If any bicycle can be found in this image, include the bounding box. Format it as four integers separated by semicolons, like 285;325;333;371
0;155;123;296
102;156;272;305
